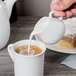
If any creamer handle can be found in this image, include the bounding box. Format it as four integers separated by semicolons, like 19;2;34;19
49;11;63;20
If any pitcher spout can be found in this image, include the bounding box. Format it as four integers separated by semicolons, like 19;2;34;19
4;0;17;18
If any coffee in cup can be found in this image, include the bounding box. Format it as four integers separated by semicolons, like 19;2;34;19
15;45;42;55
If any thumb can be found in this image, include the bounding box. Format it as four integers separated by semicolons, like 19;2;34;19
50;0;75;11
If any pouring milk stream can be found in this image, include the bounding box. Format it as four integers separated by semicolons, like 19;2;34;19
28;11;65;54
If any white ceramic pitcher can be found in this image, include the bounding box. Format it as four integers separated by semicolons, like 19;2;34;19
35;11;65;44
0;0;16;49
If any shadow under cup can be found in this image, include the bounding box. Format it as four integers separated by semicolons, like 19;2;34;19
8;40;46;76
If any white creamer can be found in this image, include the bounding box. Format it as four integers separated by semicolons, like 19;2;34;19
35;11;65;44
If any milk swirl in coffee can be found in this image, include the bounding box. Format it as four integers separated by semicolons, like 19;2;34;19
15;26;43;55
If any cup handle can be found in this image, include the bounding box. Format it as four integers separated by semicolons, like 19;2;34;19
8;44;14;62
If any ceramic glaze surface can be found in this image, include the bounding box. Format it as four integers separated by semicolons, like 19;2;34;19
0;0;16;49
35;11;65;44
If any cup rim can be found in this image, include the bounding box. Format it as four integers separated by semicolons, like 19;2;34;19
12;40;46;58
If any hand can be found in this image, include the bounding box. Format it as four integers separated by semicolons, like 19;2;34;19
50;0;76;19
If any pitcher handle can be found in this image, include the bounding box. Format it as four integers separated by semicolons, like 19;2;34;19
8;44;14;62
49;11;56;18
49;11;63;20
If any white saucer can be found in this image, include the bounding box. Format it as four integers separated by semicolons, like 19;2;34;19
46;44;76;54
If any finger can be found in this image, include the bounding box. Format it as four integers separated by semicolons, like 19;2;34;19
50;0;64;11
71;9;76;16
53;11;66;17
65;11;73;18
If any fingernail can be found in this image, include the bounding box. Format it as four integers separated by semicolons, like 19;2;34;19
66;16;69;18
66;15;71;18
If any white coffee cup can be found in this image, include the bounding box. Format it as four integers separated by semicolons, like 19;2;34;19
8;40;46;76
